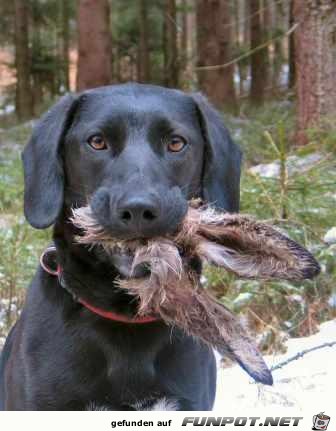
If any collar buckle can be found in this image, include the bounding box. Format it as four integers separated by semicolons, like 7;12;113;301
40;246;59;276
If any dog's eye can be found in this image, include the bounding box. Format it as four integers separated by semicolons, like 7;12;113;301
167;135;187;152
87;134;107;150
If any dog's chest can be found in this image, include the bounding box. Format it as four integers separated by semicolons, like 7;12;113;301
83;324;172;408
106;346;157;390
86;348;178;410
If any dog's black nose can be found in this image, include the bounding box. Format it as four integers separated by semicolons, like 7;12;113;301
117;197;160;228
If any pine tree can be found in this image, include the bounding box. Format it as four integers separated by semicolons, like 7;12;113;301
196;0;236;109
77;0;112;91
294;0;336;145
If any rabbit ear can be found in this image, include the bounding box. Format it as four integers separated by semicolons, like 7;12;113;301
219;332;273;385
199;297;273;385
195;213;320;281
218;319;273;385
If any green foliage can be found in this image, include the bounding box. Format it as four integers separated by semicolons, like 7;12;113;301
225;100;295;165
1;0;76;117
305;117;336;155
0;125;50;332
112;0;166;84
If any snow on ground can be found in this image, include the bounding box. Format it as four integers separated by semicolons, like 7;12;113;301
214;320;336;411
249;153;323;178
324;227;336;244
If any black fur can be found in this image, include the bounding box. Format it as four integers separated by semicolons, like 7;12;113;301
0;83;241;410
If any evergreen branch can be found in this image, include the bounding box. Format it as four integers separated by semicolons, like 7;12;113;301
196;23;299;71
222;0;289;30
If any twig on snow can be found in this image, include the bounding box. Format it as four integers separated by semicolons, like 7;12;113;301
270;340;336;372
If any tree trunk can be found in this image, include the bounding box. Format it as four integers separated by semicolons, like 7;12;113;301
243;0;250;48
31;2;43;113
239;0;250;97
77;0;112;91
164;0;179;87
113;43;121;82
249;0;267;104
234;0;244;97
14;0;32;120
288;0;296;89
294;0;336;145
179;0;188;81
272;0;284;91
61;0;70;91
196;0;236;109
138;0;151;83
262;0;271;92
180;0;196;87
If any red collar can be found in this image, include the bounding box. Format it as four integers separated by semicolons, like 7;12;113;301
40;247;158;325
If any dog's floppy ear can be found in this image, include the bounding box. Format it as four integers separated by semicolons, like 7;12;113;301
191;93;242;212
22;94;79;228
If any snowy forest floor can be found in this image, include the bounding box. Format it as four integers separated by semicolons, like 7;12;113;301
214;320;336;411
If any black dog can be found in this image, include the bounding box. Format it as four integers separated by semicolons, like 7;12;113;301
0;83;241;410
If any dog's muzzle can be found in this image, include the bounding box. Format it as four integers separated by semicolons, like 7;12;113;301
90;186;188;240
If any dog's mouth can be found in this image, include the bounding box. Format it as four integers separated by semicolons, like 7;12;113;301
108;249;151;278
87;186;189;242
71;204;180;249
70;206;156;277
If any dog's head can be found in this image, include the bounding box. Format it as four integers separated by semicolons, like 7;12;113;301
22;84;241;240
